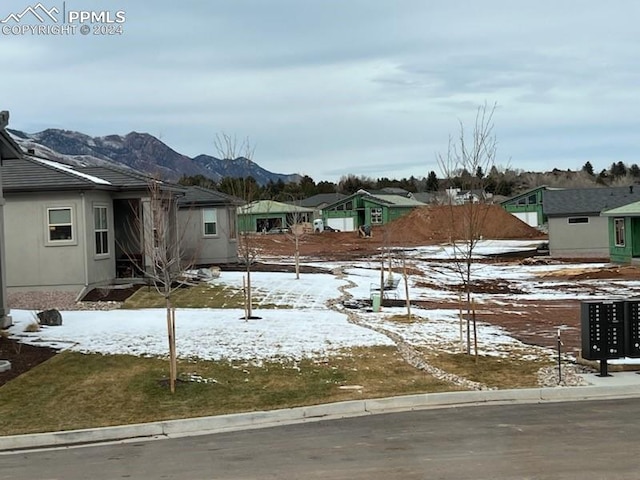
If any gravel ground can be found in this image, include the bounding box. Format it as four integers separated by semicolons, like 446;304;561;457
8;291;122;311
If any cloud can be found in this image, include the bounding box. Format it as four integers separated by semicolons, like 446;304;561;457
2;0;640;181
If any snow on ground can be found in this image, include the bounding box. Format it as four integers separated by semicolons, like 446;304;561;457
8;240;640;363
10;309;393;361
354;307;553;360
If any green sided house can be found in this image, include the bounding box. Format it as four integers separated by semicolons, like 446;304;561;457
500;186;549;227
601;200;640;264
237;200;314;233
322;189;426;231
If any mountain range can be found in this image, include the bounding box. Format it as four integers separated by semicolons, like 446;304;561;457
7;128;301;185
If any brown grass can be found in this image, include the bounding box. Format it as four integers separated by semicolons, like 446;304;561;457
421;350;552;389
0;346;458;436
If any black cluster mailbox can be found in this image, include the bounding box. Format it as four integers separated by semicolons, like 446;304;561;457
581;299;640;376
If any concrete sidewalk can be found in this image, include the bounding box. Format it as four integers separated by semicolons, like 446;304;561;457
579;370;640;387
2;374;640;453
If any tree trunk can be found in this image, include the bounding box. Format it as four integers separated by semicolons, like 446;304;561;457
466;260;472;355
246;264;253;318
403;256;411;318
166;297;176;393
294;235;300;280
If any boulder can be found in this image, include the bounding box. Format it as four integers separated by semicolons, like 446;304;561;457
37;309;63;326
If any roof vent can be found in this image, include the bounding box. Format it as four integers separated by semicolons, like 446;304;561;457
631;185;634;194
27;148;35;155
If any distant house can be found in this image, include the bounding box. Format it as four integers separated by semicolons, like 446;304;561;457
237;200;314;233
1;154;185;295
0;111;22;327
298;193;347;220
412;192;439;204
445;188;493;205
500;186;550;227
543;186;640;258
322;189;426;232
177;186;243;265
601;200;640;264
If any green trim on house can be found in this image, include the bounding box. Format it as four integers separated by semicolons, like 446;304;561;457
603;200;640;263
500;185;547;225
322;190;424;230
237;200;314;233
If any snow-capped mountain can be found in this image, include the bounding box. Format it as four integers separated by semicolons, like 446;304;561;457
7;128;301;185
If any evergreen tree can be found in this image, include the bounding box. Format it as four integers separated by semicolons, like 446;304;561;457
582;161;594;176
611;161;627;178
178;174;217;189
316;180;337;193
426;171;439;192
596;169;609;185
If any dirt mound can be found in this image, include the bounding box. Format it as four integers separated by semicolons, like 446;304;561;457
387;205;544;243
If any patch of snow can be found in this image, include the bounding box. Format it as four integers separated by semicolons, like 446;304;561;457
30;157;111;185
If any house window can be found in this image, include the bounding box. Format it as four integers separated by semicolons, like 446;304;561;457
528;194;537;204
94;206;109;255
615;218;625;247
47;207;73;242
568;217;589;224
203;208;217;236
371;207;383;224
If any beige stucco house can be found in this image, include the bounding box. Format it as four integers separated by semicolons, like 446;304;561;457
1;154;186;297
0;111;22;327
177;186;242;265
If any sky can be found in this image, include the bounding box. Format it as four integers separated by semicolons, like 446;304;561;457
1;1;639;182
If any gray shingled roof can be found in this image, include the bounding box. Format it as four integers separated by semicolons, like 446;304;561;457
178;186;243;207
543;186;640;216
1;155;184;194
78;165;152;189
2;156;100;191
299;193;346;208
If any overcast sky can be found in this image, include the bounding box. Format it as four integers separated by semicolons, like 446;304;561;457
2;1;639;181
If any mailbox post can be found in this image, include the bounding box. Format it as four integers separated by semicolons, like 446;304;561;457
580;300;625;377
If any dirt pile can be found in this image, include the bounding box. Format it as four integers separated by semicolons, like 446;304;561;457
387;205;545;244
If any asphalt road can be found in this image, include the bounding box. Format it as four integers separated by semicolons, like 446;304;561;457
2;398;640;479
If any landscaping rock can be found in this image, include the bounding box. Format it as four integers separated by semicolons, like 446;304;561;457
37;309;63;326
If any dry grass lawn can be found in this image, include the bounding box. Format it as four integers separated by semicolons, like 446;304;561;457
0;346;458;436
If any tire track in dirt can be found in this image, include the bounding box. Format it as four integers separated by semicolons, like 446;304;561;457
326;266;490;391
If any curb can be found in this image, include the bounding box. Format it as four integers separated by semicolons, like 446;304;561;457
3;383;640;453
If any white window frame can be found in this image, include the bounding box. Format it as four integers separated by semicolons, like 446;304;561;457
371;207;383;224
615;218;626;247
203;208;218;237
46;206;76;246
94;205;110;257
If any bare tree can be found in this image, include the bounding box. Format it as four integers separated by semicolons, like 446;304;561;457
117;178;189;392
283;196;312;280
214;133;260;319
437;102;498;355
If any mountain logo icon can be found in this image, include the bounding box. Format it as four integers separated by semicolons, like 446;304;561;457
1;3;59;23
